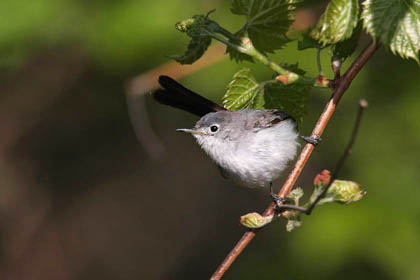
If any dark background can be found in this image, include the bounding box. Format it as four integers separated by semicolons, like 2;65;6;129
1;0;420;279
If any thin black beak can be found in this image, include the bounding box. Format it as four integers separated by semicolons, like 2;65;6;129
176;128;208;135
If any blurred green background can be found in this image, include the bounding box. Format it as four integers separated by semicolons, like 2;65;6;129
0;0;420;279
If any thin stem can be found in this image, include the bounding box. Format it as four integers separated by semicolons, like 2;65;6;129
205;30;326;88
317;48;323;75
210;40;379;280
203;30;247;52
214;25;238;41
244;42;317;86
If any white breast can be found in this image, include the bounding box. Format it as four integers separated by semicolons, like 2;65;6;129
197;120;299;188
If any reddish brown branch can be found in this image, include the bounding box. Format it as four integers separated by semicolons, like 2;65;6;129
210;40;380;280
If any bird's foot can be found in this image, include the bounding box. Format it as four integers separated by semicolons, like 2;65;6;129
270;193;286;210
301;134;322;146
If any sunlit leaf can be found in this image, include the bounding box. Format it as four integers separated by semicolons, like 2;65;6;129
230;0;299;53
362;0;420;63
223;68;262;110
223;67;311;126
311;0;359;46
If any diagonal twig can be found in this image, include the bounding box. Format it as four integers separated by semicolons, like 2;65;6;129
275;98;368;214
210;40;380;280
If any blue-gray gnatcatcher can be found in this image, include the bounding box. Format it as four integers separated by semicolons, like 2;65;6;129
153;76;315;195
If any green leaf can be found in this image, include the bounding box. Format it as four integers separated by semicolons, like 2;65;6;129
280;62;306;76
226;44;255;62
311;0;359;46
264;81;311;127
333;21;362;60
223;68;262;110
362;0;420;63
297;29;322;50
172;12;221;64
226;31;254;62
223;67;311;126
171;36;212;64
230;0;298;53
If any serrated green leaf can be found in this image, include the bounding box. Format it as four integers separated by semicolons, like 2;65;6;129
171;36;212;64
248;85;265;109
311;0;359;46
230;0;298;53
264;82;311;127
281;63;306;76
223;68;265;110
362;0;420;63
223;67;310;123
226;31;254;62
333;21;362;60
298;30;322;50
172;12;224;64
226;44;255;62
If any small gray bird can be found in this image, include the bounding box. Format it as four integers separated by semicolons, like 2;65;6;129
153;76;302;191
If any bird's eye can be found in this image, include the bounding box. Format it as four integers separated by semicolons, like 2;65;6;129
210;125;219;133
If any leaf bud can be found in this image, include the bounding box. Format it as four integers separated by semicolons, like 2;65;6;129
327;180;366;204
314;169;331;188
240;212;273;229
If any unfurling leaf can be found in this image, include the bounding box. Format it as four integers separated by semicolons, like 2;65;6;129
240;212;274;228
287;187;304;205
282;210;302;232
171;36;212;64
286;219;302;232
223;68;264;110
230;0;298;53
172;13;221;64
362;0;420;63
326;180;366;205
311;0;359;46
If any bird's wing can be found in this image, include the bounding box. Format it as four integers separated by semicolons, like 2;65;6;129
251;109;296;130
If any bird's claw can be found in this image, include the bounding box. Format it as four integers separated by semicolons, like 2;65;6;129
301;135;322;146
270;193;286;211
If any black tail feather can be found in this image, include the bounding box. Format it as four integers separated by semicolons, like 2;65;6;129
153;76;226;117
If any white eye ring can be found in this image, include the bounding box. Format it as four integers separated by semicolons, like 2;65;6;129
210;124;219;133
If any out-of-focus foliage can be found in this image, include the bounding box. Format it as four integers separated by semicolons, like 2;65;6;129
1;1;420;280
